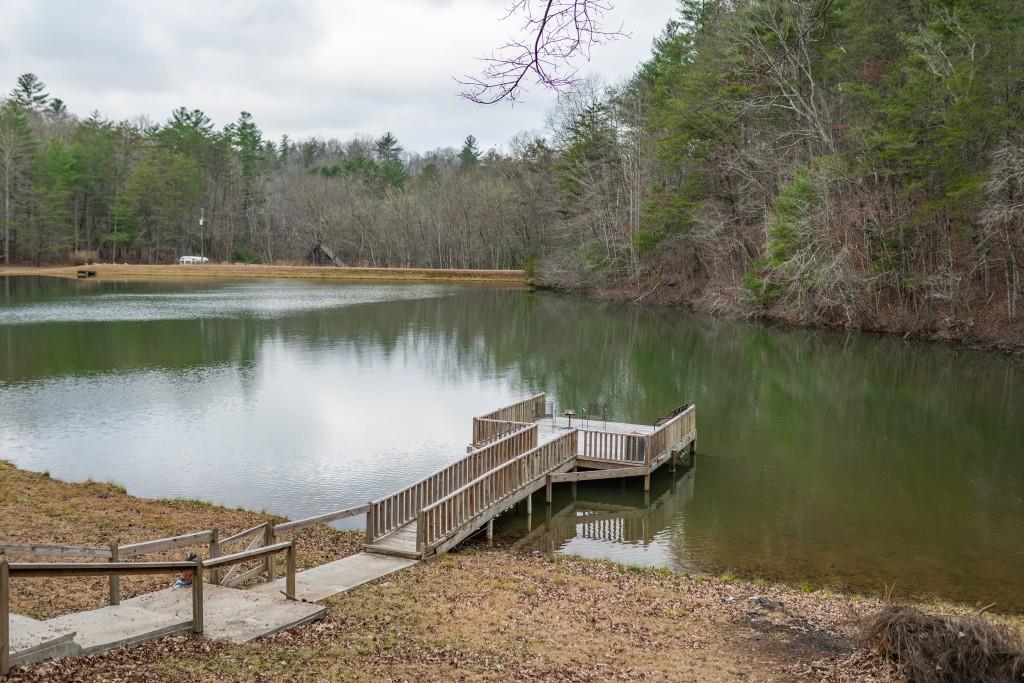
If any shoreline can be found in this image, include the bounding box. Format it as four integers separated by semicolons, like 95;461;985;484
0;263;528;284
3;461;1020;681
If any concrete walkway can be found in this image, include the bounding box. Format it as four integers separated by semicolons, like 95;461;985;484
252;552;416;602
8;551;417;668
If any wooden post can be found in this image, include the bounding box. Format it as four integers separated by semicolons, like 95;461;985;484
1;556;10;677
571;468;577;499
264;521;276;582
286;543;296;601
526;493;532;516
364;504;375;544
670;448;677;473
108;541;120;605
643;469;651;492
545;475;553;503
208;529;220;586
486;519;494;547
416;509;426;557
192;558;204;634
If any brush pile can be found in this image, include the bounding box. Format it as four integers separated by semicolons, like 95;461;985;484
862;605;1024;682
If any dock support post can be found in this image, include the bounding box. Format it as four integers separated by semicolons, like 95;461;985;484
545;475;553;504
690;439;696;458
108;541;120;605
192;559;204;634
571;469;577;499
265;521;276;582
486;519;494;547
209;529;220;586
286;543;296;600
526;494;532;516
643;470;651;492
1;556;10;677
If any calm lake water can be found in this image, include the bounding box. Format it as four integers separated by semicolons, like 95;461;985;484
1;276;1021;609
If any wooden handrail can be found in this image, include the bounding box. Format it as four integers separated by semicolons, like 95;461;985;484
476;392;546;424
219;523;268;547
470;418;531;448
0;556;204;676
202;541;292;569
642;405;696;466
6;560;197;578
120;530;214;558
366;424;538;543
274;505;368;535
0;543;112;559
417;431;577;553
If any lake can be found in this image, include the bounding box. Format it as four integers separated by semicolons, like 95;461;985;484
1;275;1021;610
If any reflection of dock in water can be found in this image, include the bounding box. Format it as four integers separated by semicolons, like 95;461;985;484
510;462;696;553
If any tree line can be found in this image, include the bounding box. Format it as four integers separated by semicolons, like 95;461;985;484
2;0;1023;343
0;74;558;269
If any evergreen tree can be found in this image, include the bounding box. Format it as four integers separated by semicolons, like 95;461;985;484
375;132;403;162
0;101;37;262
10;73;49;110
459;135;481;169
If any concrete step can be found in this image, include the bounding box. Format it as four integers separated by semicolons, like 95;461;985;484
123;584;326;644
251;552;416;603
8;614;82;667
45;603;193;655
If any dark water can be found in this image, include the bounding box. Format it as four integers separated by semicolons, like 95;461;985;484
1;276;1021;609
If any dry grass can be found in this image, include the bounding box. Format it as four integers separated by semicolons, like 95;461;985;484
0;461;360;619
862;605;1024;682
0;263;527;284
1;462;902;681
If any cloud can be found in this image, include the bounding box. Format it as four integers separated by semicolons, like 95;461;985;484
0;0;677;150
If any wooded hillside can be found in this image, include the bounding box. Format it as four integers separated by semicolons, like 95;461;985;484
2;0;1022;344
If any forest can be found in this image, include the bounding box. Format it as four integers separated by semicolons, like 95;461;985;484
2;0;1023;345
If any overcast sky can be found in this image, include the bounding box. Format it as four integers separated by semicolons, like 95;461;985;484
0;0;677;152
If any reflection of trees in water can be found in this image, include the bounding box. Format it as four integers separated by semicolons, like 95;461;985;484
509;463;696;553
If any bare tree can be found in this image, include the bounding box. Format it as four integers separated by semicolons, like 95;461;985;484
460;0;624;104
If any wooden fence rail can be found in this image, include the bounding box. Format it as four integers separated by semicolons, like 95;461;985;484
642;405;696;468
0;556;202;676
580;430;646;463
274;504;368;535
476;392;547;424
417;431;577;553
470;418;530;449
366;424;539;544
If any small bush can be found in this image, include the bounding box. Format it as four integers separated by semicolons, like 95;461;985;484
861;605;1024;682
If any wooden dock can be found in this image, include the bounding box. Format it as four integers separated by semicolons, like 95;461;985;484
364;394;696;560
2;392;696;675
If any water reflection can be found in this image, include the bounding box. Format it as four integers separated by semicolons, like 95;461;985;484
1;276;1022;610
507;461;696;567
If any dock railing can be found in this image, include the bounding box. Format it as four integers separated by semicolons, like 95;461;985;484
642;405;696;468
476;393;547;425
579;430;647;463
417;430;577;555
366;424;539;544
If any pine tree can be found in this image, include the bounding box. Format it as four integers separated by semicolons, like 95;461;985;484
375;132;403;162
0;101;37;262
10;73;49;110
459;135;481;169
